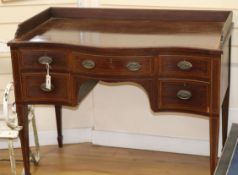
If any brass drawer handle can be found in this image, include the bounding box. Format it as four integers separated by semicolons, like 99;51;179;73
38;56;53;65
40;83;54;92
177;60;193;71
177;90;192;100
126;62;142;71
81;59;96;69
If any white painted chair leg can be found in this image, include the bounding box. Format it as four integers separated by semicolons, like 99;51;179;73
29;108;40;165
8;139;17;175
21;168;25;175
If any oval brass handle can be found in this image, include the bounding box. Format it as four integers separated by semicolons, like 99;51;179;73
126;62;142;71
40;83;54;92
177;90;192;100
81;59;96;69
177;60;193;71
38;56;53;65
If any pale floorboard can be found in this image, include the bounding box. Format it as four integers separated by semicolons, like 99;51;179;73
0;143;209;175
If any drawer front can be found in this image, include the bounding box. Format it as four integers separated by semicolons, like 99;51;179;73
21;73;71;103
19;49;69;71
158;55;211;79
72;52;153;76
158;80;210;114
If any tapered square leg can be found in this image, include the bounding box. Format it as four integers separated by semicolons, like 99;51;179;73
17;104;31;175
210;116;219;175
55;105;63;148
222;89;230;146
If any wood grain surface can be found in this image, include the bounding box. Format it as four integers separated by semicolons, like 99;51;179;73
0;143;210;175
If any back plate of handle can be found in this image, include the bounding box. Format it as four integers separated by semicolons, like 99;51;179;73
40;83;54;92
126;62;141;71
177;90;192;100
177;60;193;71
38;56;53;65
81;59;96;69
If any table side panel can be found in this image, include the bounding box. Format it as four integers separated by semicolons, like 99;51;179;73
220;37;231;105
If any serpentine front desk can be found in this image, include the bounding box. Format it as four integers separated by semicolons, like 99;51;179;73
8;7;233;175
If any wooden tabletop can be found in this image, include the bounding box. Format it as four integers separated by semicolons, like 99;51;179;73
9;8;233;53
21;18;224;50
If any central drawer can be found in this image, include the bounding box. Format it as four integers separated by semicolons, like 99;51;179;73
21;73;71;103
158;80;210;114
72;52;154;76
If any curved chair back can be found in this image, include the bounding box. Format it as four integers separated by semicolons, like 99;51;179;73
2;82;14;120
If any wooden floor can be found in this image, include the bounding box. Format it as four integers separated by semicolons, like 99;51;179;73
0;143;210;175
